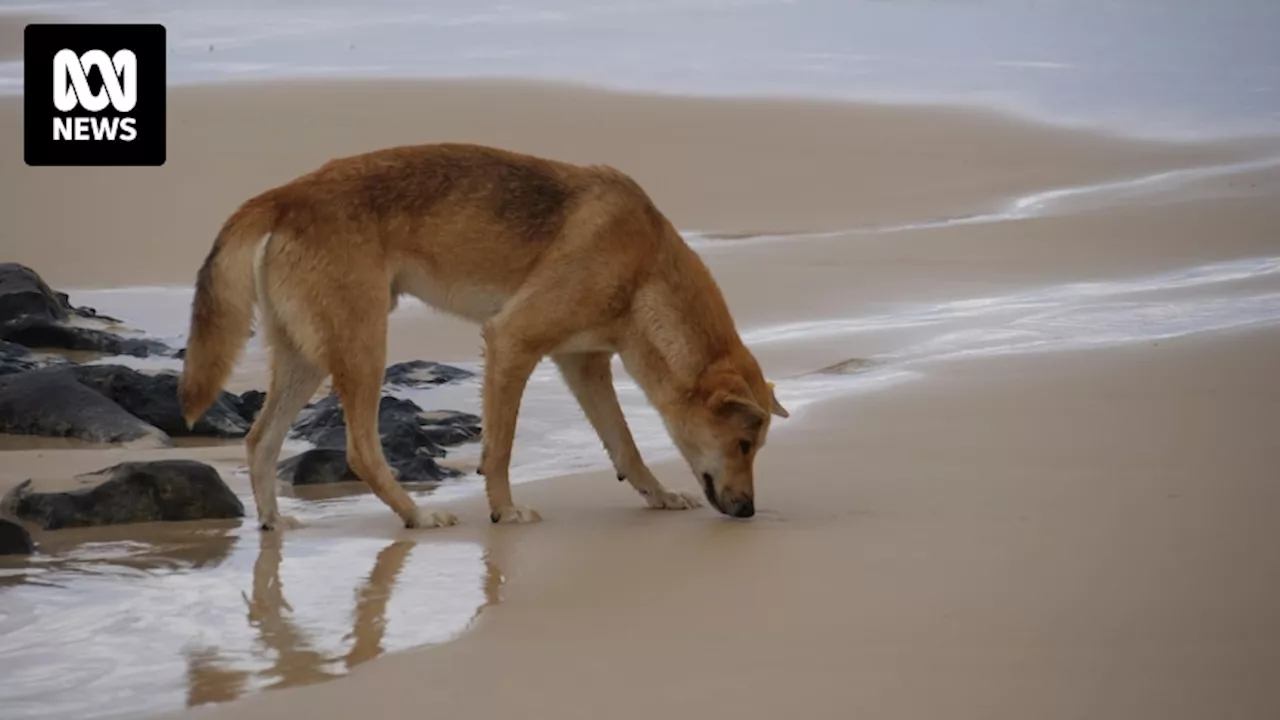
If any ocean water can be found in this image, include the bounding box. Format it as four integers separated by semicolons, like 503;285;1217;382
2;0;1279;139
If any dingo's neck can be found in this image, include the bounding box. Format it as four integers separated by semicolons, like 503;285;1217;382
616;240;743;410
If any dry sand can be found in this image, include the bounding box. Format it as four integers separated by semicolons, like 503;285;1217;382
2;78;1279;720
0;78;1265;289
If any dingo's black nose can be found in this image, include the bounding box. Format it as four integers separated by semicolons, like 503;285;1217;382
731;498;755;518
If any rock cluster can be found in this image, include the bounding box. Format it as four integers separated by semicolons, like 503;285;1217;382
280;392;480;485
0;264;482;553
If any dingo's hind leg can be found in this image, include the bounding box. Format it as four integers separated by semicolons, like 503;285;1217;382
246;336;326;531
554;352;701;511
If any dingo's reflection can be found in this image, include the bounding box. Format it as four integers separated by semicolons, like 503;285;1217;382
184;530;504;708
0;523;503;719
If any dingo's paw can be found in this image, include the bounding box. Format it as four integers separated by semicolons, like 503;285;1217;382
259;514;303;531
407;509;459;529
646;489;703;510
490;505;543;524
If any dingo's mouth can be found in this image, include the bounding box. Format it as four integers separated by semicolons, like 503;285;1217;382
699;472;722;513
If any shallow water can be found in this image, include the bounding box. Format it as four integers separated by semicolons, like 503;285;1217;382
0;524;498;720
3;0;1279;139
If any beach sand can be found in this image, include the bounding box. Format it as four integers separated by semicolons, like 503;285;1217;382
169;327;1280;720
1;78;1261;290
2;78;1279;720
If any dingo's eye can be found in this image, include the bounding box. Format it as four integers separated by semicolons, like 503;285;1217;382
739;440;753;456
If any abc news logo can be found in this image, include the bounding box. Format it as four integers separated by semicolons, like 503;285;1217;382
54;49;140;142
25;24;166;166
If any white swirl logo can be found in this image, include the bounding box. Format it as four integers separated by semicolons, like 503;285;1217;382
52;48;137;113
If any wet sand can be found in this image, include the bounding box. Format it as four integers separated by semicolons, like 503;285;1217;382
173;326;1280;720
2;78;1279;719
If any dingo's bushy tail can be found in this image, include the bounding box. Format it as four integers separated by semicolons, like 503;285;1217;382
178;202;274;428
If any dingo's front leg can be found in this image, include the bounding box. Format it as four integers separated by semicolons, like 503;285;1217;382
479;322;544;524
553;352;702;511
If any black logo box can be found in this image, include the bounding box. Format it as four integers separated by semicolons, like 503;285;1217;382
24;23;167;167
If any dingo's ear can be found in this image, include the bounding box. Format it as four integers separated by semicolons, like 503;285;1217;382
714;391;768;432
766;382;790;419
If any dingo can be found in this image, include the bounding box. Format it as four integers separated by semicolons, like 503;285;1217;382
179;143;789;530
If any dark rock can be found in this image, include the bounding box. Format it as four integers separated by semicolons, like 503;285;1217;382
0;262;120;329
280;391;478;486
277;448;462;486
0;340;35;375
1;460;244;530
0;368;170;446
0;518;35;555
0;340;69;376
70;365;250;438
235;390;266;424
384;359;474;388
293;394;455;458
0;262;71;328
0;263;172;358
2;320;172;358
277;448;352;485
53;290;120;323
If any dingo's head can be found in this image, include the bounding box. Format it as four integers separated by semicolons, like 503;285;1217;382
665;361;789;519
